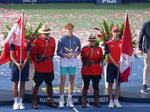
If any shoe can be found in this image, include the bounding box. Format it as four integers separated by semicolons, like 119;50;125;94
59;100;64;108
19;103;25;110
141;85;147;92
13;103;19;110
67;98;74;108
81;98;87;108
32;101;39;109
114;101;122;108
47;98;58;108
108;101;114;108
94;100;101;108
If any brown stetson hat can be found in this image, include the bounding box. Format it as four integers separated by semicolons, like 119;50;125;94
38;24;51;34
88;34;97;41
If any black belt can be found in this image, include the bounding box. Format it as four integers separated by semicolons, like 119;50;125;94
90;61;99;65
45;56;53;60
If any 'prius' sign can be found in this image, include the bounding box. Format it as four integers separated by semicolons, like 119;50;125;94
96;0;122;5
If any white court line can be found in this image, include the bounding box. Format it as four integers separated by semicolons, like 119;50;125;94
73;107;79;112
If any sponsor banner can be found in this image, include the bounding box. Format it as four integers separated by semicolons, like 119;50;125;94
0;0;37;3
23;0;37;3
0;0;94;3
96;0;122;5
37;96;109;104
86;96;109;104
124;0;150;2
0;0;150;3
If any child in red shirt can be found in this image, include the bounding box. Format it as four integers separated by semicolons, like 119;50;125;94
105;27;122;108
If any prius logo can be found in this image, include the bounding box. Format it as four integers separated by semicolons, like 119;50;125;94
102;0;117;3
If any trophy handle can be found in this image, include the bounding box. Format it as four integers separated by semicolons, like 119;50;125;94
64;47;71;53
72;46;79;53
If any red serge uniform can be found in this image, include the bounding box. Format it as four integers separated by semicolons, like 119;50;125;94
105;39;122;64
81;46;103;75
13;39;31;62
30;37;55;73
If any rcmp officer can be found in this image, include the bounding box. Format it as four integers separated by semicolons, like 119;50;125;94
81;34;103;108
30;24;57;109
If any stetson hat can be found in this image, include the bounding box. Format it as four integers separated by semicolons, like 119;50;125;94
38;24;51;34
88;34;97;41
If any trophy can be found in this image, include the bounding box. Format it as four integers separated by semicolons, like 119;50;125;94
64;46;79;57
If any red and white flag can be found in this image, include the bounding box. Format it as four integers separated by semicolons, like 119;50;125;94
119;14;134;82
0;14;25;65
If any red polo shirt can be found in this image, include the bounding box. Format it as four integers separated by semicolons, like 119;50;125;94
81;46;103;76
105;39;122;64
30;37;55;73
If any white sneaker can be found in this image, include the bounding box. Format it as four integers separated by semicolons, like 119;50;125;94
19;103;25;110
114;101;122;108
108;101;114;108
59;100;64;108
67;99;74;108
13;103;19;110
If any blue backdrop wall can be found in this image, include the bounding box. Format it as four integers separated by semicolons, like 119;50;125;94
0;0;149;4
123;0;149;2
0;0;94;3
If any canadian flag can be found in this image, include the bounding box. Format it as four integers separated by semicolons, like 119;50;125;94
119;14;134;82
0;14;25;65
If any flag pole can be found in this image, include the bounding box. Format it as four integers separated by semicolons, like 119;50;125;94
114;67;120;100
18;9;24;102
114;12;128;100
